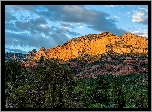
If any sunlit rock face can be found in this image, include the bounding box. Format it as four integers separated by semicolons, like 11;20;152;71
33;32;148;62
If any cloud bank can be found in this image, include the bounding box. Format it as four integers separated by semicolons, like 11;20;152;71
5;5;131;53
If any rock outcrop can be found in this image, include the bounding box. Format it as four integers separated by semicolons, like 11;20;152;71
32;32;148;62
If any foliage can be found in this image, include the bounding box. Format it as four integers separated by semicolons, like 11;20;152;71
5;58;148;108
5;60;31;108
73;73;148;108
5;59;75;108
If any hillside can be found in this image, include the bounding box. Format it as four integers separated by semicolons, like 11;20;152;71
32;32;148;62
5;32;148;108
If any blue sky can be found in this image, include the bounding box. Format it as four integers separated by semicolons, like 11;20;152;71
5;5;148;54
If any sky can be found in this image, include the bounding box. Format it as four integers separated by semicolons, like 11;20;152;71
5;5;148;54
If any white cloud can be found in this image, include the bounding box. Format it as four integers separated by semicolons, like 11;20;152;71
40;24;46;28
132;12;145;22
127;5;136;7
131;30;148;38
63;26;68;29
123;11;132;17
114;16;120;19
132;31;139;34
105;5;115;7
5;5;127;52
139;8;147;11
66;34;71;39
132;9;148;25
126;12;131;15
78;26;84;28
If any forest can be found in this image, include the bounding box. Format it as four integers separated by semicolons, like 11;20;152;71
5;58;148;108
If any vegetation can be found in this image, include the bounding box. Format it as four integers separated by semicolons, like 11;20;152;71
5;58;148;108
5;59;75;108
73;73;148;108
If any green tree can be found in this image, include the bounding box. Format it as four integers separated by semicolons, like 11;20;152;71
6;59;75;108
109;76;126;108
80;75;113;108
5;60;31;108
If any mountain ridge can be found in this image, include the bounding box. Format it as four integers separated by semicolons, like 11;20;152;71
32;32;148;62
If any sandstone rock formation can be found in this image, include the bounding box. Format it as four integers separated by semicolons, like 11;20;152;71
32;32;148;62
